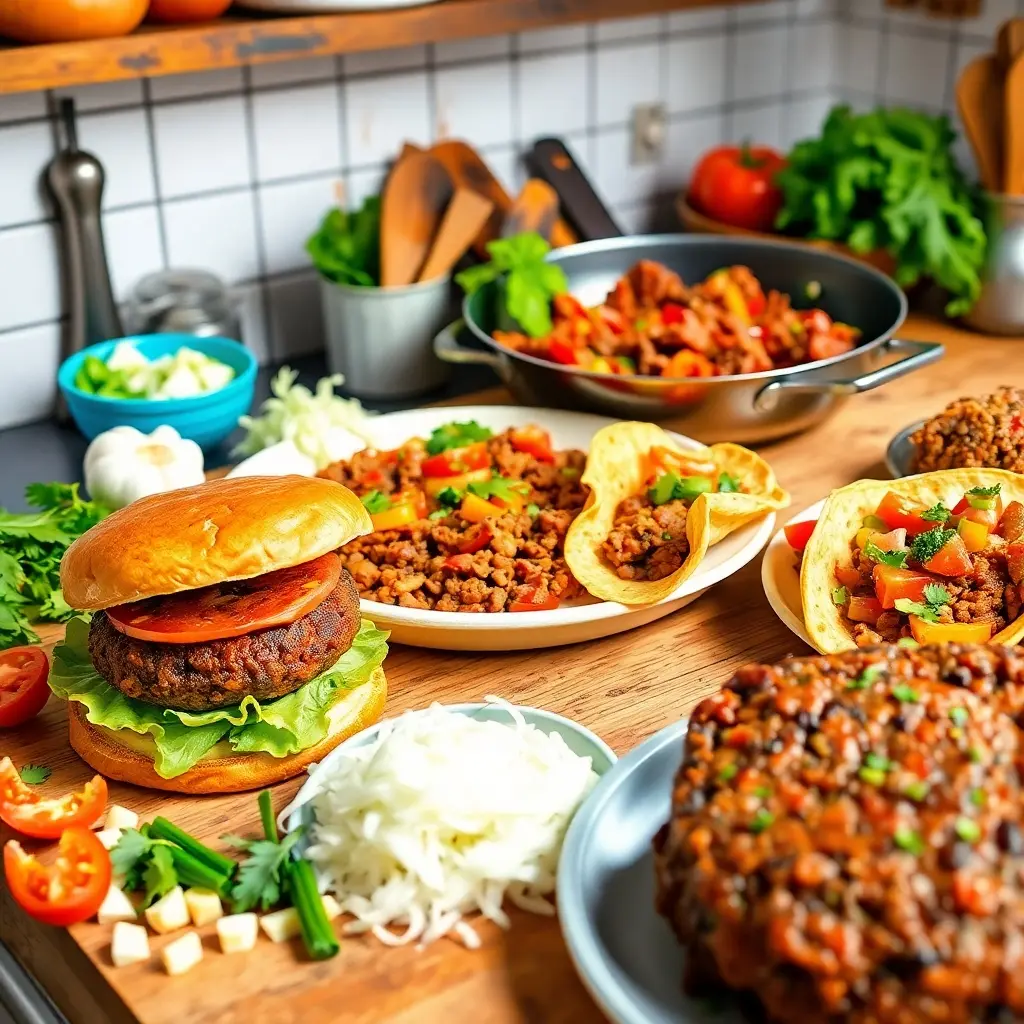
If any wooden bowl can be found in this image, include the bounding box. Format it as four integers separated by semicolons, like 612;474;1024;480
676;194;897;278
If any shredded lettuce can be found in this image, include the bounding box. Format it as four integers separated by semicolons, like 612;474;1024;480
233;367;373;470
49;617;389;779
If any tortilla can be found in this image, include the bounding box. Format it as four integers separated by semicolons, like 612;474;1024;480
564;422;789;605
801;468;1024;654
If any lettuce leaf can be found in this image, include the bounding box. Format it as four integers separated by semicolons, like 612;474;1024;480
49;617;389;779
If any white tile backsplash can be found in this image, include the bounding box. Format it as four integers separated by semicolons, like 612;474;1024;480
0;1;994;426
253;83;342;182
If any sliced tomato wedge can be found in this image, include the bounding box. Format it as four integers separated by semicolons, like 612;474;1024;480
784;519;818;553
458;522;493;554
443;554;476;573
922;534;973;577
5;827;111;927
421;443;491;479
909;617;992;645
508;587;560;612
0;647;50;729
0;759;108;839
873;565;938;610
874;491;934;537
835;564;863;589
548;338;583;366
107;551;341;645
846;595;883;625
746;288;767;319
509;426;554;463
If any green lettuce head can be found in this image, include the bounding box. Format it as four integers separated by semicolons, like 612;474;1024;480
49;617;389;779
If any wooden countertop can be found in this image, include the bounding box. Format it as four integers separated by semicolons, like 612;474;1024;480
3;313;1021;1024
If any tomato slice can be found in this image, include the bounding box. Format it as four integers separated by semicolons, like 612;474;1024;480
874;491;934;537
5;828;111;927
509;587;561;612
458;522;493;554
548;338;583;366
846;595;883;625
509;426;555;463
922;534;973;577
873;565;938;610
0;647;50;729
909;616;992;645
784;519;818;553
421;443;491;479
0;758;108;839
106;551;341;644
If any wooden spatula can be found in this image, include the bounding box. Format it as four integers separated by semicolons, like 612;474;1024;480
380;150;453;287
501;179;561;242
418;188;494;283
1006;54;1024;194
956;54;1003;192
997;18;1024;78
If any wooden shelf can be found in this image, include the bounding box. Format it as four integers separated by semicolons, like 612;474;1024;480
0;0;754;95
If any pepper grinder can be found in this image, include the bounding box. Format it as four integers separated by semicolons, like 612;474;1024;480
46;97;124;423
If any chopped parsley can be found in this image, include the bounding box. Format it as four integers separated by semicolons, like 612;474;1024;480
753;786;772;799
717;472;741;494
895;584;950;623
648;472;713;506
428;509;450;521
921;503;951;522
954;817;981;844
923;583;952;605
903;780;930;802
858;766;887;787
969;788;986;808
864;752;893;771
436;486;464;508
967;484;1001;498
749;809;774;834
909;526;957;564
360;490;391;515
848;662;886;690
662;531;673;541
892;684;920;703
718;763;738;782
526;502;540;518
18;764;51;785
949;706;969;727
425;420;493;455
894;828;926;855
832;586;849;606
467;476;530;504
864;542;908;568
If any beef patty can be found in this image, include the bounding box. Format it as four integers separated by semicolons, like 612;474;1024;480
90;570;361;711
654;643;1024;1024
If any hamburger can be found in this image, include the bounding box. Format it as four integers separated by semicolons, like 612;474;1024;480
50;475;388;794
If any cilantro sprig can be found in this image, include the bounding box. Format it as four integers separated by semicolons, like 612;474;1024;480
864;542;908;568
895;583;951;623
921;503;951;523
425;420;493;456
360;490;391;515
18;764;51;785
909;526;957;564
467;476;531;504
223;829;304;913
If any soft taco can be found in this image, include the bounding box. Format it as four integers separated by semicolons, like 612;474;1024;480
564;421;789;604
798;470;1024;654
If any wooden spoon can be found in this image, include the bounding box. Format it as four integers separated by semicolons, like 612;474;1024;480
501;179;561;242
1006;53;1024;194
956;54;1003;192
417;188;494;282
997;17;1024;78
380;151;453;287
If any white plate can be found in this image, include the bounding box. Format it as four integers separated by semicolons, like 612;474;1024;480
234;0;443;11
235;406;778;651
761;499;825;652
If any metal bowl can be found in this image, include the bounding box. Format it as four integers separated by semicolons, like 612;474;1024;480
886;420;923;478
435;235;942;444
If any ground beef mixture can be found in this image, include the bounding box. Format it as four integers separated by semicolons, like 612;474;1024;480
90;571;360;711
602;496;691;582
654;643;1024;1024
495;261;859;378
911;388;1024;473
320;429;589;612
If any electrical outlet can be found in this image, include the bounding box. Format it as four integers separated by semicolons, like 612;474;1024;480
630;103;667;166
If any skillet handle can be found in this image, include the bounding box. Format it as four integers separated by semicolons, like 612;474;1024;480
753;338;944;412
433;319;504;369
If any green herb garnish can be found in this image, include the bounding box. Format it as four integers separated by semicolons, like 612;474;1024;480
921;503;951;522
894;827;926;855
526;502;540;518
754;786;772;799
360;490;391;515
425;420;493;455
909;526;957;564
969;746;984;763
717;472;741;494
858;766;887;787
648;472;713;506
848;663;886;689
892;684;920;703
749;809;774;834
428;509;449;521
903;780;930;802
662;532;673;541
832;586;849;606
969;788;986;808
223;829;304;913
18;764;51;785
718;763;738;782
954;817;981;844
949;706;969;727
864;752;892;771
467;476;531;504
436;486;464;508
965;485;1001;511
864;542;908;568
895;583;951;623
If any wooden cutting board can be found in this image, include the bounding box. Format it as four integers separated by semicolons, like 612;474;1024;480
3;314;1020;1024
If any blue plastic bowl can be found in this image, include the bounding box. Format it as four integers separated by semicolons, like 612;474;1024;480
58;334;258;451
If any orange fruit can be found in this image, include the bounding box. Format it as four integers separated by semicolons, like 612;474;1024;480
147;0;233;21
0;0;150;44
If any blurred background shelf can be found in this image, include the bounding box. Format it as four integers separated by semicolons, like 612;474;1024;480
0;0;757;94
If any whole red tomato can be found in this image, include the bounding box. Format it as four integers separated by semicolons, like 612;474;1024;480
689;144;787;232
147;0;233;22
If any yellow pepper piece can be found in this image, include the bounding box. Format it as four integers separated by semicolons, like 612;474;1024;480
460;493;504;523
370;502;419;532
909;616;992;644
957;517;990;553
855;526;875;549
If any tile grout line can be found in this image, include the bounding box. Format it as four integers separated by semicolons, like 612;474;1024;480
140;78;170;270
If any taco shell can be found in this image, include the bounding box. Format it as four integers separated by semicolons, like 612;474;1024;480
565;422;789;605
802;468;1024;654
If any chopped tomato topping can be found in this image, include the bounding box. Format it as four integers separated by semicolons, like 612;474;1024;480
746;289;767;319
0;759;107;840
874;491;934;537
784;519;818;553
846;595;882;625
661;302;685;326
873;565;938;610
458;522;493;554
443;554;476;574
834;564;863;589
922;534;973;576
421;442;491;479
548;338;582;366
508;426;554;462
508;587;560;612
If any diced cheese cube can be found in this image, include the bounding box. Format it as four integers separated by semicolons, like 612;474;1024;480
104;805;139;831
110;922;150;967
216;913;258;954
97;885;136;925
145;886;189;935
95;828;123;851
184;888;223;928
161;931;203;977
259;895;341;943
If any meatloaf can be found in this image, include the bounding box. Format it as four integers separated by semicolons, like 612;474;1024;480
911;388;1024;473
90;571;361;711
653;643;1024;1024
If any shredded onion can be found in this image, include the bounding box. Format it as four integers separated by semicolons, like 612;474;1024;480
304;698;599;949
